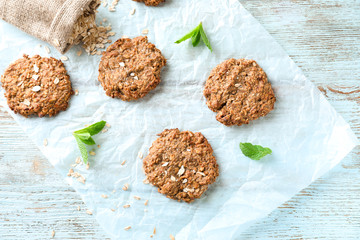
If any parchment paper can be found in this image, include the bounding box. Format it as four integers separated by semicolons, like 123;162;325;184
0;0;358;239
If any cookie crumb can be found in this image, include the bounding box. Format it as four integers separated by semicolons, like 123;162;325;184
123;204;130;208
89;150;96;156
138;152;143;159
101;128;108;133
121;160;126;165
110;208;116;212
142;29;149;35
60;56;68;61
153;227;156;234
75;89;79;95
124;226;131;231
133;196;141;200
67;168;74;176
170;234;175;240
122;183;129;191
76;156;81;164
143;178;149;184
101;194;108;199
86;210;93;215
77;206;81;211
144;200;149;206
77;50;83;56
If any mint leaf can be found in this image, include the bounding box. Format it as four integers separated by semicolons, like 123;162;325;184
175;25;199;44
74;120;106;136
175;22;212;51
191;31;201;47
199;22;212;52
239;142;272;160
73;121;106;164
74;135;89;164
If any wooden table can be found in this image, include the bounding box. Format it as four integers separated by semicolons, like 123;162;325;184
1;0;359;239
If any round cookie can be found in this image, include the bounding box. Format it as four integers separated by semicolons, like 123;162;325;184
98;36;166;101
132;0;165;6
203;58;276;126
143;128;219;203
1;54;73;117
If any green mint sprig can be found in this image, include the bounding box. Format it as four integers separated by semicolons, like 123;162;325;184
239;142;272;160
175;22;212;52
73;121;106;164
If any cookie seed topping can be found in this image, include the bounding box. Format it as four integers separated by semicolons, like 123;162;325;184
34;64;39;73
162;162;169;167
32;75;39;80
130;8;136;15
124;226;131;231
170;176;176;181
119;62;125;67
32;86;41;92
54;78;59;84
177;165;185;176
182;179;188;183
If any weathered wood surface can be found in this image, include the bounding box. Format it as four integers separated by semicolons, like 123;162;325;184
0;0;359;239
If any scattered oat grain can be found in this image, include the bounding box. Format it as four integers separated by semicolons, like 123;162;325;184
134;196;141;200
43;138;48;146
130;8;136;15
142;29;149;35
76;156;81;164
51;230;55;238
106;123;111;128
101;194;108;199
124;226;131;231
60;56;68;61
86;210;93;215
138;152;143;159
153;227;156;235
121;160;126;165
101;128;108;133
77;50;83;56
123;204;130;208
144;200;149;206
89;150;96;156
53;39;60;47
44;46;51;54
75;89;79;95
170;234;175;240
77;206;81;211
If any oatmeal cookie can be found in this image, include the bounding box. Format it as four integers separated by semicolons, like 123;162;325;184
132;0;165;7
204;58;276;126
1;54;73;117
98;36;166;101
143;128;219;203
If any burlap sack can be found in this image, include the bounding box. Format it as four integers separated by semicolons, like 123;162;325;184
0;0;100;53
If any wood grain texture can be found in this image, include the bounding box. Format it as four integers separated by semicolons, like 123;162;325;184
0;0;359;239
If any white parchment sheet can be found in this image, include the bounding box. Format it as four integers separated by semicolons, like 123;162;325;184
0;0;358;239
